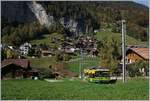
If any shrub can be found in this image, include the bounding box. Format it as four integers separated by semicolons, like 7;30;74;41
127;64;140;77
127;60;149;77
28;48;35;56
63;53;71;61
55;51;63;62
38;68;55;80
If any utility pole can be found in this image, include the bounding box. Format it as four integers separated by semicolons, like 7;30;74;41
79;48;83;79
122;20;126;83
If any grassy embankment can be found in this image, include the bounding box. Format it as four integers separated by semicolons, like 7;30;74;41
95;30;148;45
27;57;56;69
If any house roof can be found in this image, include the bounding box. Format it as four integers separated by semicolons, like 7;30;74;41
29;69;40;73
129;47;149;59
1;59;29;69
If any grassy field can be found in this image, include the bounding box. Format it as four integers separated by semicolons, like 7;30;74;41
30;34;51;45
96;30;148;45
30;33;64;47
1;78;149;100
27;57;56;69
27;55;100;72
66;56;100;73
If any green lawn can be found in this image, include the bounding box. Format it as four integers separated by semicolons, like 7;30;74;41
66;56;100;73
27;57;56;69
1;78;149;100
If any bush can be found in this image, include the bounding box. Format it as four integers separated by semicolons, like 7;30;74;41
28;48;35;56
55;51;63;62
38;69;55;80
55;51;72;62
63;53;71;61
127;64;141;77
127;60;149;77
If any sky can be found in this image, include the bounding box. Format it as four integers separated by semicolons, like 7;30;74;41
134;0;149;7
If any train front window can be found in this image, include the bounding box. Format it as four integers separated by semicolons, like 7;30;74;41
95;71;110;77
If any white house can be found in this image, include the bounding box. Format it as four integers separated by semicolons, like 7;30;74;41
19;42;32;55
64;47;75;54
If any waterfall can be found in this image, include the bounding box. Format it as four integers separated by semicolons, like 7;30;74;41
27;1;53;28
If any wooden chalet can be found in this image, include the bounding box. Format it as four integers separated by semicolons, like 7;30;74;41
125;47;149;63
1;59;39;79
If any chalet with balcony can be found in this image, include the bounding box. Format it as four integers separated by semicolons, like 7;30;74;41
125;47;149;63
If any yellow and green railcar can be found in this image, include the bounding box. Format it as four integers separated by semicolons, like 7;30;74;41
84;68;117;83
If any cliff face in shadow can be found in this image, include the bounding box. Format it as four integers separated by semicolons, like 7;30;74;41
1;1;36;23
1;1;87;35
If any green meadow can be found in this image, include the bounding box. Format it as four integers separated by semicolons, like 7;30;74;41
2;78;149;100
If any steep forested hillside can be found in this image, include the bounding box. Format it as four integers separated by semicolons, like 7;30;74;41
1;1;148;46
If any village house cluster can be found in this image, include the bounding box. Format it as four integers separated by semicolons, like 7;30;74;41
1;35;149;79
1;35;100;79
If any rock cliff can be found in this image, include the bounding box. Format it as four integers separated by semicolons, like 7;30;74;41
2;1;36;23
